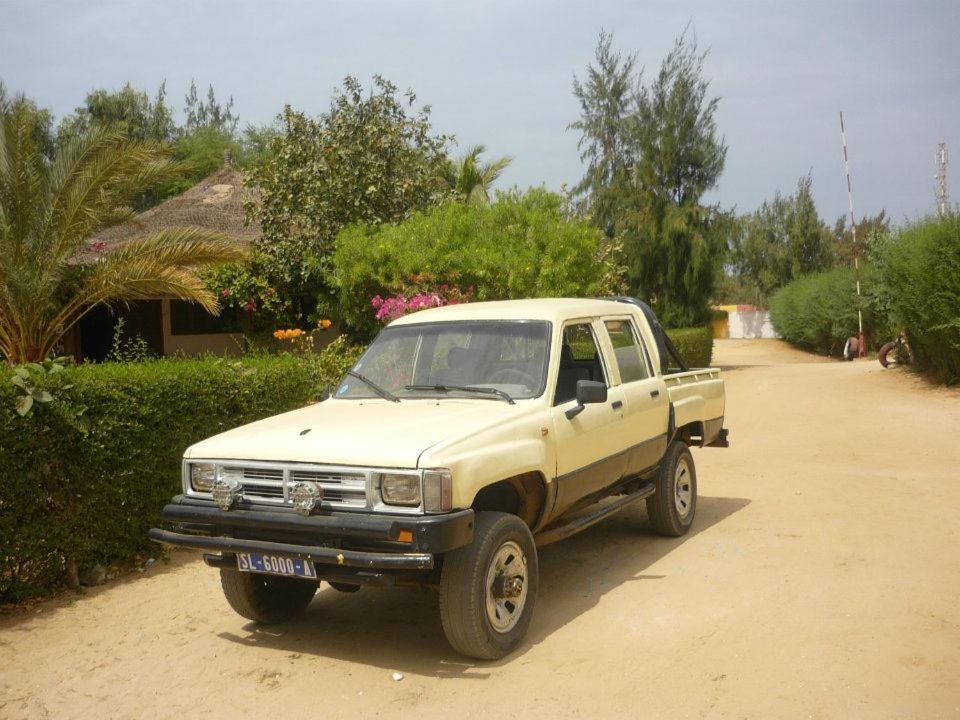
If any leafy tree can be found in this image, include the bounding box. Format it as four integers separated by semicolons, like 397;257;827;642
239;122;281;167
333;188;608;338
184;80;238;134
730;174;836;304
157;125;244;198
568;30;640;235
611;31;729;326
832;209;889;264
238;75;451;325
0;96;245;364
441;145;512;205
56;82;176;146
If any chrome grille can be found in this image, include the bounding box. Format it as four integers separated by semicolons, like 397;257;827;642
227;463;370;510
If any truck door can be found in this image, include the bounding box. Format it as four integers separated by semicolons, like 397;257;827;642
549;320;628;517
599;317;670;475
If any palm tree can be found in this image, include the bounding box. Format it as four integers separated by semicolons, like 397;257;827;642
441;145;512;205
0;94;246;365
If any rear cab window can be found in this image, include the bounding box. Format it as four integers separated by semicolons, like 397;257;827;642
603;318;652;383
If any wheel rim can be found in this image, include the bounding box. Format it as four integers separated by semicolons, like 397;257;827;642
674;457;693;519
484;540;528;633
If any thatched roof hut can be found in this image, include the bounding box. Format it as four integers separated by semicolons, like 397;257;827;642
87;151;260;251
70;152;257;361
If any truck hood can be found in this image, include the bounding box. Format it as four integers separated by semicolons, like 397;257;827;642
184;398;523;468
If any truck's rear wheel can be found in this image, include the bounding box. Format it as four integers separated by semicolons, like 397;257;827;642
439;511;538;660
219;569;318;624
646;440;697;537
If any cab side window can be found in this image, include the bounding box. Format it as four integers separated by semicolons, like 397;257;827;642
604;319;650;383
554;323;606;405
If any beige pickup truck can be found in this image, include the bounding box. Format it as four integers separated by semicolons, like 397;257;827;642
151;297;727;659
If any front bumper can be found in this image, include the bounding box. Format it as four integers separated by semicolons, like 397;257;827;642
149;495;475;572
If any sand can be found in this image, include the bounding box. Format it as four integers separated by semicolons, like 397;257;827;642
2;339;959;719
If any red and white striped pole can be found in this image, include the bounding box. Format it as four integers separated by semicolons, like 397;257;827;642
840;111;866;357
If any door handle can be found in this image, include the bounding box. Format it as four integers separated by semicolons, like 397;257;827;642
611;400;623;410
649;389;660;398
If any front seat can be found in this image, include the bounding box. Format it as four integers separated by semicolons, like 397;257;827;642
554;345;589;405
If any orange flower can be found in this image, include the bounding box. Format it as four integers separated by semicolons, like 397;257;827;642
273;329;305;341
319;318;332;330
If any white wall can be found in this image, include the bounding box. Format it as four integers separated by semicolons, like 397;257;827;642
728;309;778;339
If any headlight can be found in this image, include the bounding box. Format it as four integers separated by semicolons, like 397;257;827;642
380;473;421;506
190;463;216;492
423;469;453;513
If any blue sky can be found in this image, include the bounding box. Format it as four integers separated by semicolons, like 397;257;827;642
1;0;957;223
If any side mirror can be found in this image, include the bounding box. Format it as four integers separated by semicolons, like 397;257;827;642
319;385;331;401
565;380;607;419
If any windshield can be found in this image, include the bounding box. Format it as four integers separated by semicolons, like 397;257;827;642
335;320;552;401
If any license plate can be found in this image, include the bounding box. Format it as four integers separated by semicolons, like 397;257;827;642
237;552;317;579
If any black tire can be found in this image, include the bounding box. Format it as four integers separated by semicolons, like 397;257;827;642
328;581;361;593
439;511;538;660
219;569;317;624
879;340;898;368
646;440;697;537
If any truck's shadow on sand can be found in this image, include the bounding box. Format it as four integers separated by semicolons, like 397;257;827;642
217;495;749;678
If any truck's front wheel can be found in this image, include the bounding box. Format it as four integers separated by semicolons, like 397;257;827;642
439;511;538;660
219;569;318;624
646;440;697;537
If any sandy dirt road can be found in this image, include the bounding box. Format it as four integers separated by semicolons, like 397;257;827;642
2;339;959;719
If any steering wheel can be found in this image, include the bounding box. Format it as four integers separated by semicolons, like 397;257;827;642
486;367;536;388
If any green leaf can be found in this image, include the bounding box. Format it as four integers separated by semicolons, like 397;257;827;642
13;367;29;380
34;391;54;403
25;363;44;374
15;394;34;416
10;375;27;389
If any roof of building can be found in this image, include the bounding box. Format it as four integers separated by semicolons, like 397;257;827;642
389;298;636;326
86;159;260;254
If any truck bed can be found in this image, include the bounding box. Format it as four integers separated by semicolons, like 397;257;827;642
664;368;725;435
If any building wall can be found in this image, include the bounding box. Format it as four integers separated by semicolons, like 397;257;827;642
728;309;778;339
714;305;779;339
160;300;244;357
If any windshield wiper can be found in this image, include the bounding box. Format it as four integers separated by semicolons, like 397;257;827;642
404;384;515;405
346;370;400;403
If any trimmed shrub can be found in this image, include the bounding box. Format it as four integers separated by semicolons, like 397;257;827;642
877;214;960;383
0;345;359;602
769;266;870;355
771;214;959;375
666;327;714;368
333;189;608;338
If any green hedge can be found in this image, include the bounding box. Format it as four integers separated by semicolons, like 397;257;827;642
666;327;714;368
768;265;891;356
770;214;960;377
877;215;960;384
769;267;862;355
0;345;358;602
